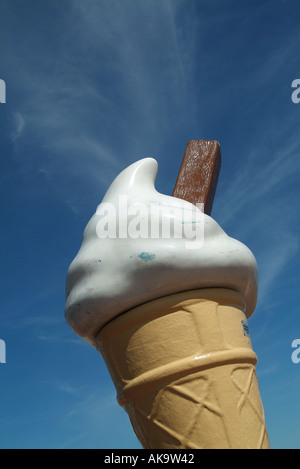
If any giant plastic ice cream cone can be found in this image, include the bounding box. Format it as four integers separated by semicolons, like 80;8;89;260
96;289;269;449
65;156;269;449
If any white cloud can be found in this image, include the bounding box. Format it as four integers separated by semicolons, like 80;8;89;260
3;0;200;214
11;111;25;143
216;135;300;228
59;387;140;449
258;232;299;302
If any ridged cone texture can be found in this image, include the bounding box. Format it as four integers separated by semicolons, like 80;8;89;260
96;288;269;449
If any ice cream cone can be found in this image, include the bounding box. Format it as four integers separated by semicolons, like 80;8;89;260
96;288;269;449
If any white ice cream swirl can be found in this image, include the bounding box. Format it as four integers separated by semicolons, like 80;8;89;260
65;158;258;346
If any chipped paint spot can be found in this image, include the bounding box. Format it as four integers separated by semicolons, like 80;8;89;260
138;252;156;261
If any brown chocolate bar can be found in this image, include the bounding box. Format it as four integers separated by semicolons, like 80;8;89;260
172;140;221;215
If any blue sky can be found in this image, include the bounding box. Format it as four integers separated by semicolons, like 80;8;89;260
0;0;300;449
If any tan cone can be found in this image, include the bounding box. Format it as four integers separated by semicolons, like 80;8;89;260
96;288;269;449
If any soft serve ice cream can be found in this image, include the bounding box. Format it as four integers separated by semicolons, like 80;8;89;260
64;156;270;449
65;158;258;346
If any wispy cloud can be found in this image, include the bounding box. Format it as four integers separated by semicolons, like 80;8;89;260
56;385;139;448
6;1;195;151
216;135;300;227
37;334;87;346
3;0;200;219
11;111;25;144
213;121;300;308
20;316;63;328
257;232;299;301
45;380;86;396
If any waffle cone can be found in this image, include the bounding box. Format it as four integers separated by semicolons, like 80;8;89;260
96;288;269;449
